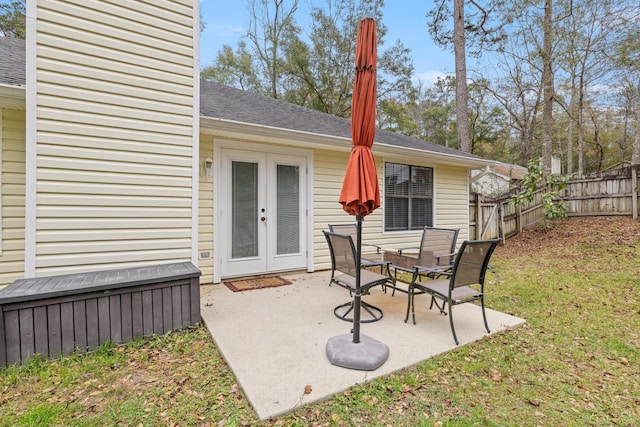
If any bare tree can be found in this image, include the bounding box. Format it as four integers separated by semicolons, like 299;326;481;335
0;0;25;39
409;76;457;146
427;0;504;154
201;42;261;91
284;0;415;119
475;6;547;166
245;0;301;99
635;80;640;165
554;0;628;175
613;10;640;164
541;0;554;173
453;0;471;153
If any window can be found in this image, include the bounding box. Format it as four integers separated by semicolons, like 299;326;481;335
384;162;433;231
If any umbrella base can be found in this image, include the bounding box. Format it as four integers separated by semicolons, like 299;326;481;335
334;300;383;323
326;333;389;371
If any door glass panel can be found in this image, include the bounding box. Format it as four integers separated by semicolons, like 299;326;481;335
276;164;300;255
232;161;258;258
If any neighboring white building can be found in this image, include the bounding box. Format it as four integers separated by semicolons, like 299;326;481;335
471;163;528;196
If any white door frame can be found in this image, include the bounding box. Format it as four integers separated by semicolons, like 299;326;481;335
213;140;314;283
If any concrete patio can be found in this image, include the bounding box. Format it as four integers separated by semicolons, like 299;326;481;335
200;270;525;420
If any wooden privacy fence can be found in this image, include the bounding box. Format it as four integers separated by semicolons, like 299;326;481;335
470;165;640;241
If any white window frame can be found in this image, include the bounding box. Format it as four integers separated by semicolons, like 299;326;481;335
384;162;434;232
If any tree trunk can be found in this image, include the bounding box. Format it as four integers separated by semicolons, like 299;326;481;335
578;76;585;175
633;79;640;165
269;0;281;99
567;73;577;175
542;0;554;174
453;0;470;153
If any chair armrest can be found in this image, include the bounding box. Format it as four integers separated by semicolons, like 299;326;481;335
397;247;419;255
415;265;452;274
361;256;388;267
435;252;456;265
361;242;382;253
414;265;453;279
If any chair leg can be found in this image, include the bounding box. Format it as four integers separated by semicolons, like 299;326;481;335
448;300;459;345
481;296;490;333
391;269;398;297
429;296;446;314
404;287;413;323
383;265;394;294
410;288;417;325
379;268;387;293
405;270;423;323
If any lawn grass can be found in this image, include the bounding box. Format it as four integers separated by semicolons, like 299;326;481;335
1;217;639;426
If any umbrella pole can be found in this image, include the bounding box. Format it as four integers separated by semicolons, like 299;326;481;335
325;213;389;371
326;17;388;371
352;215;363;343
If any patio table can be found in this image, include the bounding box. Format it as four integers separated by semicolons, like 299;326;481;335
363;251;452;295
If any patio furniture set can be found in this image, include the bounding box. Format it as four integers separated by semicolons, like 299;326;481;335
323;225;500;345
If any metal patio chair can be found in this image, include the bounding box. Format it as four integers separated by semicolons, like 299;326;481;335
327;223;387;273
383;226;460;296
405;238;501;345
397;226;460;267
323;230;394;323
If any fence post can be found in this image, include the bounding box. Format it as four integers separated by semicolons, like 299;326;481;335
514;189;522;233
633;167;638;220
498;201;505;242
475;193;483;239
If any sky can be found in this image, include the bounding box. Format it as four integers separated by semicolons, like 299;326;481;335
199;1;456;85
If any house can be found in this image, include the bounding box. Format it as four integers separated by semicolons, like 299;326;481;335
471;163;528;196
0;1;492;288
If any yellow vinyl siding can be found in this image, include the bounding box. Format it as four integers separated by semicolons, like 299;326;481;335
313;150;388;271
196;132;472;276
313;152;471;271
313;150;349;270
33;0;195;276
0;109;26;285
198;133;214;284
434;164;470;242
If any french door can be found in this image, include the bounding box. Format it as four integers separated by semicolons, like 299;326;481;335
219;148;308;277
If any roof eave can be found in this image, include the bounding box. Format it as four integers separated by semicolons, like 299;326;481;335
374;142;495;168
200;116;494;168
200;116;354;152
0;84;26;110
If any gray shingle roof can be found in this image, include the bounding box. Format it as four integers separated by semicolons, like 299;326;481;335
200;80;483;161
1;36;484;162
0;37;26;86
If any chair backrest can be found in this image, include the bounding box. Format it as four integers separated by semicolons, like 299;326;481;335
323;231;358;277
328;224;358;241
450;239;500;289
418;227;460;264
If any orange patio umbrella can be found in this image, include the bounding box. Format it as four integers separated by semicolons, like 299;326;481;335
327;18;389;371
339;17;380;217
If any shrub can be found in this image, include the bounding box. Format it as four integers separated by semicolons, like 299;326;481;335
511;158;573;230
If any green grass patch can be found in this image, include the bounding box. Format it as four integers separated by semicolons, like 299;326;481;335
2;217;640;426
